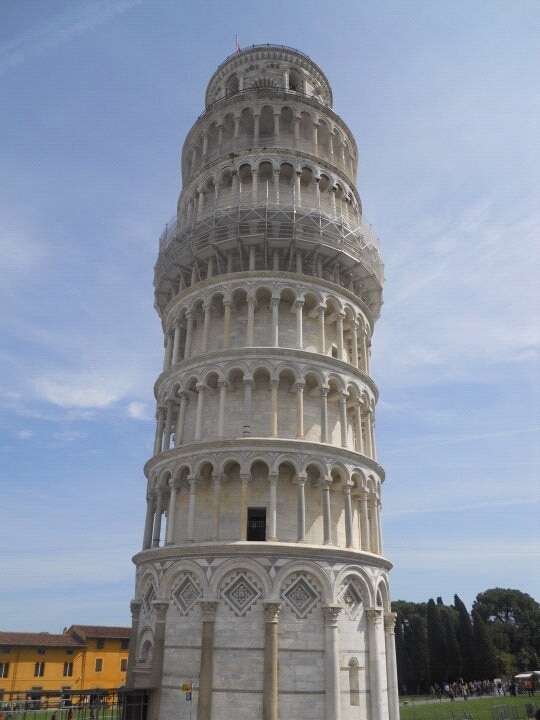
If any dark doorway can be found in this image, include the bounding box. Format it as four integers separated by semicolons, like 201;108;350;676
247;508;266;541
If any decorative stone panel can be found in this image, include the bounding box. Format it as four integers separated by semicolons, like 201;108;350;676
281;573;321;618
220;571;262;617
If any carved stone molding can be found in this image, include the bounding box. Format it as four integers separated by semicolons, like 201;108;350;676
264;602;281;624
323;604;342;627
199;600;219;621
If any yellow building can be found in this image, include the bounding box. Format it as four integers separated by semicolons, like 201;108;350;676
0;625;130;707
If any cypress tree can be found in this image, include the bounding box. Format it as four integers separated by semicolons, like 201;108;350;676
442;607;461;681
427;598;447;684
472;609;499;679
409;614;430;693
454;594;474;680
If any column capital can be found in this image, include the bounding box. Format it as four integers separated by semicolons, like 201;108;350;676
264;602;281;624
152;600;170;621
199;600;219;621
365;607;383;627
168;477;180;490
323;604;342;627
294;473;307;486
130;599;142;616
384;611;397;634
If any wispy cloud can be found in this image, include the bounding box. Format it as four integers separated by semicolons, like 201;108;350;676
0;0;143;75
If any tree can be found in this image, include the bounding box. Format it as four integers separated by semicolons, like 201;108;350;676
473;588;540;658
454;594;474;680
472;609;499;679
442;606;461;681
409;613;430;693
427;598;447;684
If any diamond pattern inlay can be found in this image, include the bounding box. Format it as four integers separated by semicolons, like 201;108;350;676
142;583;156;617
282;576;319;618
221;573;261;616
172;575;201;615
340;580;363;617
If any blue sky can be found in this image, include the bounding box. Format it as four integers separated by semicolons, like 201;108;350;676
1;0;538;632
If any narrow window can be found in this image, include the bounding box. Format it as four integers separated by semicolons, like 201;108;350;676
34;661;45;677
0;662;9;678
349;658;360;705
120;658;128;672
63;662;73;677
247;507;266;541
121;639;129;650
96;639;105;649
95;658;103;672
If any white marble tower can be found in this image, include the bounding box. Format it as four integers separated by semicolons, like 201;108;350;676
126;44;398;720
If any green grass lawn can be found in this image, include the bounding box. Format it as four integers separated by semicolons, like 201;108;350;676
400;695;537;720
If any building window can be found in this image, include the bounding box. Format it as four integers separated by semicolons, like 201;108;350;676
34;662;45;677
96;639;105;649
121;639;129;650
37;648;45;655
66;649;74;655
63;662;73;677
247;507;266;541
95;658;103;672
0;662;9;678
1;647;10;655
120;658;128;672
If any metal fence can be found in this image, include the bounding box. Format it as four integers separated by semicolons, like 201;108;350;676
0;689;148;720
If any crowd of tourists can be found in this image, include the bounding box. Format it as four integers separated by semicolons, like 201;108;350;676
430;678;535;700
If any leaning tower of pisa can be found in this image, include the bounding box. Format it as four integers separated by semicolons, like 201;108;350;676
126;45;398;720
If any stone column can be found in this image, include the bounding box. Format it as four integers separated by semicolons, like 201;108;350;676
339;393;348;447
217;381;227;437
384;612;400;720
323;605;342;720
201;303;211;353
211;474;221;541
187;477;197;542
296;475;307;541
360;491;369;551
322;479;332;545
343;484;353;548
163;331;173;371
165;478;179;545
295;299;304;348
163;399;174;451
195;383;206;440
351;322;359;367
197;600;218;720
150;600;170;714
296;382;305;439
270;380;278;437
336;312;345;360
172;320;182;365
369;496;378;553
125;599;142;688
184;311;194;359
251;169;258;204
253;112;260;144
263;603;281;720
152;487;164;547
366;608;385;720
142;493;155;550
355;402;364;454
271;297;279;346
321;387;329;442
174;392;187;447
268;474;278;541
246;296;255;345
153;406;165;455
318;305;326;353
223;299;232;348
239;474;249;540
242;378;252;436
